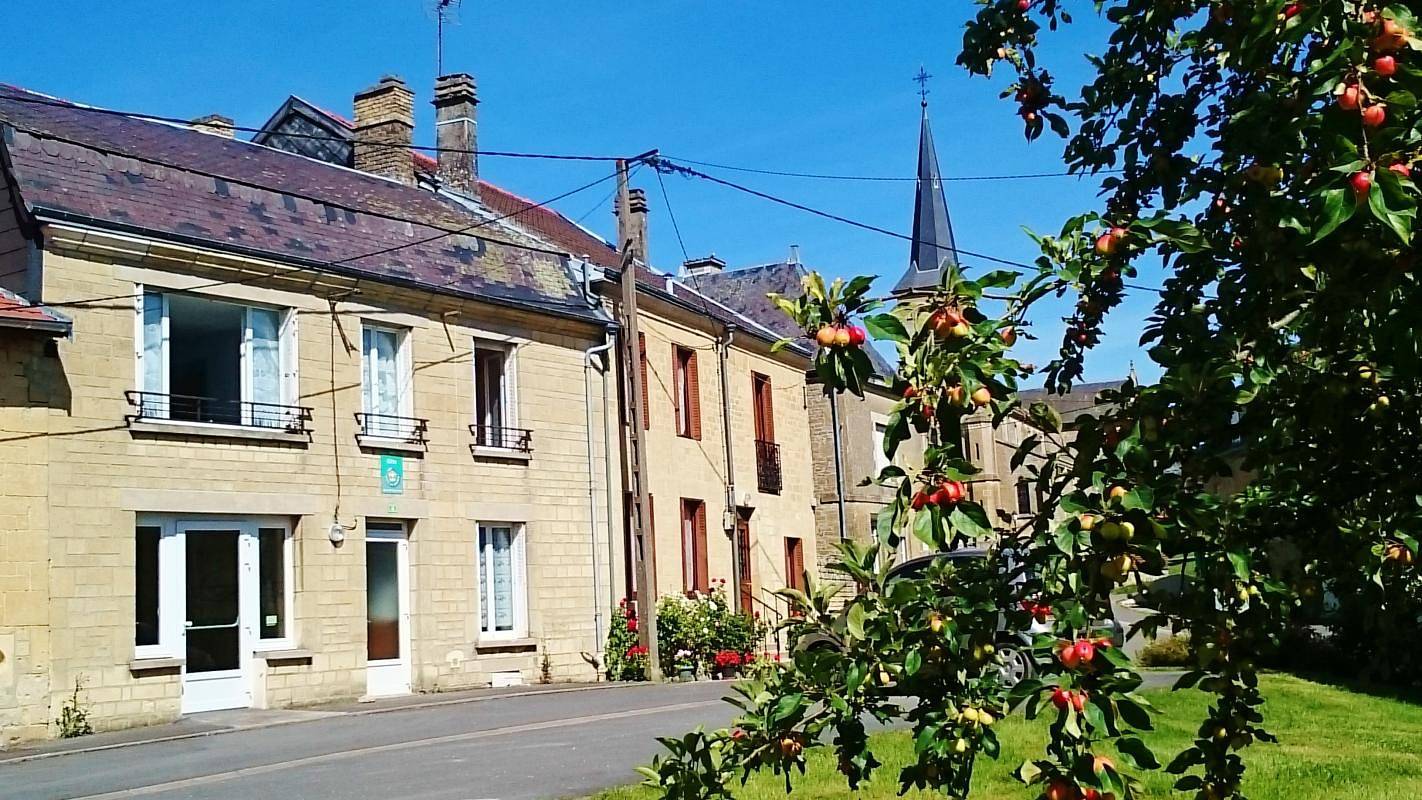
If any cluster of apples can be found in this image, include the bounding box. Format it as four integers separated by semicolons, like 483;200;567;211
1079;513;1135;544
911;478;968;509
1385;541;1416;565
928;305;972;340
1044;772;1116;800
1056;636;1109;670
1020;599;1052;623
814;322;866;349
1347;14;1413;200
1358;364;1393;416
1049;685;1088;712
1014;76;1048;124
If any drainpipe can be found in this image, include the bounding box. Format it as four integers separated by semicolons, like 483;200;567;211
830;391;848;542
718;324;741;613
584;329;615;668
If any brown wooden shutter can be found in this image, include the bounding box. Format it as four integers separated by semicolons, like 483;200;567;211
694;501;709;592
785;537;805;592
753;374;774;443
687;350;701;440
638;333;649;430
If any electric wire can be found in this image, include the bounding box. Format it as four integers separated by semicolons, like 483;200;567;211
659;154;1121;183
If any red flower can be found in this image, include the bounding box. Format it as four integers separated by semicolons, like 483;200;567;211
627;616;637;632
626;645;648;658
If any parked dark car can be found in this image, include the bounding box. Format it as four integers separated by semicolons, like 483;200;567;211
798;547;1126;688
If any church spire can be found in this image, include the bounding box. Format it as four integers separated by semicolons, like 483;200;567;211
892;72;961;296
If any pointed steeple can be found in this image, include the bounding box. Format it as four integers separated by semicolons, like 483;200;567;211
892;94;960;295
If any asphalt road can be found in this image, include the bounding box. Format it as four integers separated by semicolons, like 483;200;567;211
0;682;740;800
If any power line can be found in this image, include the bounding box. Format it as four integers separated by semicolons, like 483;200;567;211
0;92;630;162
660;155;1122;183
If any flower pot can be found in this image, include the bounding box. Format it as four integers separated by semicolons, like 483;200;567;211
677;668;696;682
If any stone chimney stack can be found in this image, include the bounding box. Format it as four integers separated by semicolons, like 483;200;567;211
352;75;415;185
191;114;235;139
682;254;726;277
433;73;478;198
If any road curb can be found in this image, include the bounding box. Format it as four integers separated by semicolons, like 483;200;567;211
0;680;711;765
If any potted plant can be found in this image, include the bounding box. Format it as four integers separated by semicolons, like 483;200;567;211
673;649;696;681
713;649;743;679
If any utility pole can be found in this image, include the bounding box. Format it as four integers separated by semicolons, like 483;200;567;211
615;157;661;681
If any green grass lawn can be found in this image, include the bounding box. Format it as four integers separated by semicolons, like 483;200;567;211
595;674;1422;800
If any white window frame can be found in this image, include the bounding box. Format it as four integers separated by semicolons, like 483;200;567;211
132;514;295;659
472;339;519;447
360;322;414;438
476;522;528;640
133;287;298;427
872;412;892;476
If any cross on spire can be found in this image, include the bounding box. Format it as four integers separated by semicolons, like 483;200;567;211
914;66;933;108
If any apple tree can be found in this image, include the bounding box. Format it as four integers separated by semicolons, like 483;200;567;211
638;2;1421;799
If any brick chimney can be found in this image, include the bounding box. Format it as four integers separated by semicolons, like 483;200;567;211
682;254;726;277
433;73;478;198
353;75;415;185
191;114;235;139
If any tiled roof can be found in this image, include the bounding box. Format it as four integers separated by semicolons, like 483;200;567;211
691;261;898;378
0;84;606;323
0;285;70;334
255;95;621;271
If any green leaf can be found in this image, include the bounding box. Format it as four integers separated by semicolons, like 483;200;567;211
1310;189;1356;243
1226;549;1251;580
1116;736;1160;769
905;648;922;676
1116;697;1153;730
1122;486;1155;511
950;503;993;538
846;602;867;640
863;313;909;344
1015;760;1043;784
913;507;935;545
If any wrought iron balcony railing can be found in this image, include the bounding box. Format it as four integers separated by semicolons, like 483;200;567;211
469;423;533;453
355;412;429;445
755;438;783;495
125;391;313;433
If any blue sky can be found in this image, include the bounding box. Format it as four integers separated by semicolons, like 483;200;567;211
0;0;1161;385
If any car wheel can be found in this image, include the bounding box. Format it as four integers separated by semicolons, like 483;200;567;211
995;641;1035;688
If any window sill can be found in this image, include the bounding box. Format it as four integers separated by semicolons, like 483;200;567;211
474;637;537;654
129;419;310;445
254;648;313;664
470;446;532;463
129;656;184;673
356;436;427;456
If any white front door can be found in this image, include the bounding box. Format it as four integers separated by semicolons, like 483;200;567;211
180;521;253;713
365;523;411;697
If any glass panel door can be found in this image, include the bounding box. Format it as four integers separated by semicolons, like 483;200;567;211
185;530;240;673
366;539;401;661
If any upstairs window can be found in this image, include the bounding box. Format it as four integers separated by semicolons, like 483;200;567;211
873;413;892;477
360;324;413;438
473;342;520;449
1016;480;1034;515
752;373;775;444
136;290;297;427
673;346;701;439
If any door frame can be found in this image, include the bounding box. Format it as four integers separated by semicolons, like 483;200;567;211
364;521;412;697
136;513;293;714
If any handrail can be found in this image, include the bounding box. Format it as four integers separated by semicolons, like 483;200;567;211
469;423;534;453
125;391;313;433
355;412;429;444
754;439;783;495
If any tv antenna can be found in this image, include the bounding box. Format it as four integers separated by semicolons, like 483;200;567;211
428;0;464;76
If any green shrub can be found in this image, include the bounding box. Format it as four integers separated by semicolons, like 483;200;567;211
604;584;769;680
1139;633;1191;667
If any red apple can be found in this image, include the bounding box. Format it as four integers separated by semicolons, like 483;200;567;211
1094;232;1118;256
1045;779;1080;800
1388;162;1412;178
928;307;964;337
1282;2;1302;18
1071;690;1088;712
1017;0;1030;10
846;325;867;346
1362;103;1387;128
832;327;851;347
1376;19;1409;52
911;490;932;510
1351;170;1374;201
1050;686;1072;710
902;385;919;399
945;385;965;405
1374;55;1398;77
1073;639;1097;665
1057;641;1081;669
1000;326;1018;346
815;325;837;347
937;480;966;506
1337;84;1361;111
971;387;993;406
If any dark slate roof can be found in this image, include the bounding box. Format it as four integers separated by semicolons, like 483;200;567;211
0;84;606;323
691;261;898;378
1018;380;1124;422
0;286;70;334
251;96;621;271
892;105;960;295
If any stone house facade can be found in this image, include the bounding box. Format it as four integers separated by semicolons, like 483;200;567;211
0;79;618;744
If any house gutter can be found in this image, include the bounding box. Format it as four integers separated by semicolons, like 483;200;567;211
584;329;616;667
